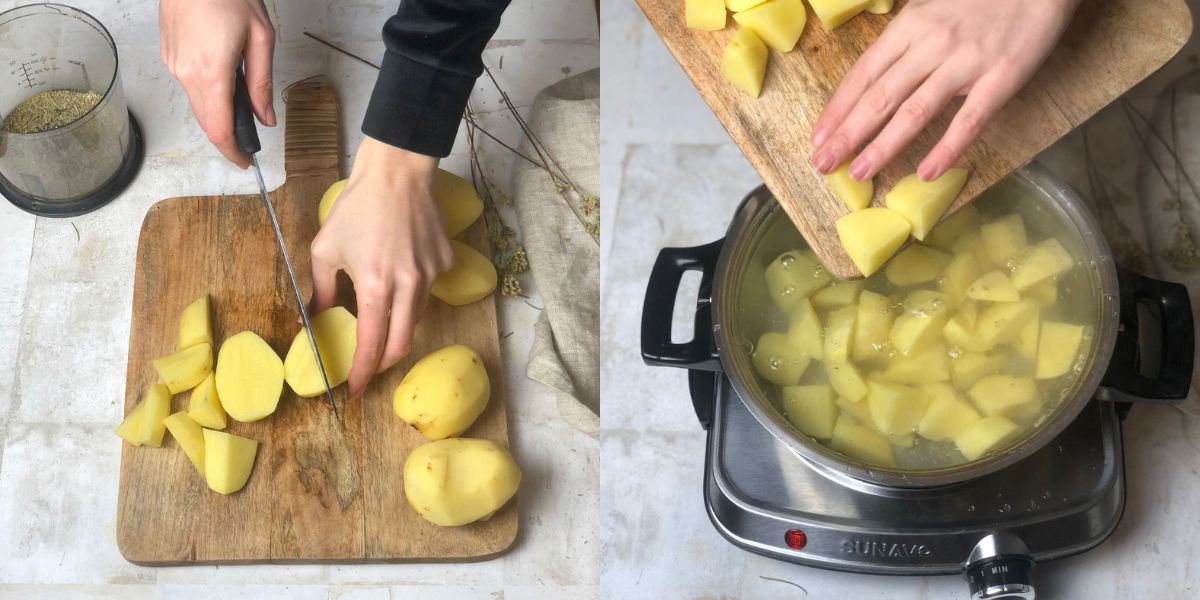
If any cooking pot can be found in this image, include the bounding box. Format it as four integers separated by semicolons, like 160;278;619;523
642;163;1194;490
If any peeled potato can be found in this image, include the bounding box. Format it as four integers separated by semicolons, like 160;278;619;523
830;414;896;467
889;290;951;356
950;351;1006;390
318;170;484;238
925;204;980;251
733;0;808;52
782;384;838;439
1011;238;1074;290
1012;313;1040;360
850;290;895;363
824;358;868;402
865;0;893;13
1036;321;1086;379
879;341;949;384
836;207;911;276
284;306;357;397
884;169;970;240
952;231;996;272
885;245;949;286
721;27;769;98
965;270;1020;303
215;331;285;423
317;179;348;226
765;250;830;311
686;0;726;31
968;375;1041;419
975;301;1038;346
727;0;769;10
917;383;981;442
753;332;811;386
178;294;213;350
809;0;872;29
942;309;994;353
980;213;1027;266
114;396;147;446
955;416;1020;461
203;429;258;495
811;279;864;310
164;412;206;475
1024;279;1059;305
823;305;857;364
115;385;169;447
404;438;522;527
394;344;491;440
432;240;498;306
152;343;213;394
867;380;928;435
187;372;227;430
785;298;823;360
825;162;873;212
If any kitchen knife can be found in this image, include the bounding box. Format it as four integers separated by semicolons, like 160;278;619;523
232;66;341;422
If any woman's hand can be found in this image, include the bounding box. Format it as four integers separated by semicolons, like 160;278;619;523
310;137;455;398
810;0;1082;182
159;0;276;168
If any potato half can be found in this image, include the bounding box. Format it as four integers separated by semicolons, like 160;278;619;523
284;306;357;397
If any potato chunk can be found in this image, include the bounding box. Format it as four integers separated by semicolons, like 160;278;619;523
686;0;727;31
831;415;896;467
809;0;872;29
1012;314;1040;360
951;351;1006;390
115;396;148;446
394;344;491;440
867;380;928;435
951;231;995;272
885;245;949;286
889;290;951;355
319;171;483;237
1036;321;1086;379
432;240;498;306
825;161;872;211
727;0;769;9
283;306;357;397
980;213;1027;266
765;250;830;311
404;438;522;527
884;169;969;240
164;412;206;476
975;301;1038;346
811;279;864;310
865;0;893;13
925;204;979;251
733;0;807;52
722;27;769;97
753;332;811;386
968;375;1041;419
1024;279;1058;305
1011;238;1074;290
178;294;213;350
879;342;949;385
954;416;1020;461
917;383;981;441
782;384;838;439
965;270;1020;303
942;309;994;353
187;372;227;430
824;359;868;402
785;298;823;360
152;343;214;394
850;290;895;362
938;251;980;306
135;384;172;447
215;331;285;423
203;429;258;495
836;207;911;276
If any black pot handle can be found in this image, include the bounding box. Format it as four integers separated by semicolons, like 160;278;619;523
1098;267;1194;403
641;240;724;371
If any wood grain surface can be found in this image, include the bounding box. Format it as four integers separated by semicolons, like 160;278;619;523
637;0;1192;278
115;78;517;565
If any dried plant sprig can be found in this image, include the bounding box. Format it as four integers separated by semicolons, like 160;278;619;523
464;101;528;297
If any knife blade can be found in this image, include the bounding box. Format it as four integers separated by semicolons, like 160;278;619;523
232;67;340;422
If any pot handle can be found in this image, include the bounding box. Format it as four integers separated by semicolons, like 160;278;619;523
1098;268;1194;403
641;240;724;371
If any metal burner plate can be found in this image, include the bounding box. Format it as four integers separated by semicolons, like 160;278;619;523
704;375;1125;574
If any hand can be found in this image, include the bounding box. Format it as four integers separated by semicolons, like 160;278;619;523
810;0;1082;182
310;138;455;398
159;0;276;169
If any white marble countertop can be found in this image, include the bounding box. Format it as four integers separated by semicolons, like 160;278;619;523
0;1;599;598
600;1;1200;598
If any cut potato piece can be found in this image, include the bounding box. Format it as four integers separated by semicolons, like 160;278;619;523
836;207;911;276
178;294;213;350
836;394;871;422
1012;314;1040;360
163;412;206;476
283;306;357;397
215;331;285;423
152;343;213;394
884;169;969;240
917;383;981;441
823;305;857;364
955;416;1020;461
432;240;498;306
968;375;1041;419
825;359;868;402
867;380;928;435
980;213;1027;266
320;172;483;238
753;332;811;386
203;429;258;495
865;0;893;13
1025;279;1058;305
976;301;1038;346
187;372;227;430
782;384;838;439
965;270;1019;303
938;251;980;306
889;290;951;356
722;27;769;97
115;396;148;446
394;344;491;440
1036;321;1086;379
785;298;823;360
733;0;807;52
951;351;1006;390
850;290;895;362
726;0;769;9
809;0;872;29
765;250;830;311
825;161;873;212
811;279;864;311
1011;238;1074;290
926;204;979;251
137;383;171;448
830;415;896;467
879;342;949;384
952;231;995;271
686;0;726;31
403;438;522;527
885;245;950;286
942;311;994;353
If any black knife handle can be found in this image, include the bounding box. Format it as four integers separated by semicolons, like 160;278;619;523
233;66;262;156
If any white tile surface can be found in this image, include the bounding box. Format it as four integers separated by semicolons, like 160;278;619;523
0;0;597;596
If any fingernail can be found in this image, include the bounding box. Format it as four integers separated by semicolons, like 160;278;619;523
813;152;834;173
918;162;941;181
267;107;277;127
812;127;828;147
849;156;871;181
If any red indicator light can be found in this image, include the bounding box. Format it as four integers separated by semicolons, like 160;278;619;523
784;529;807;550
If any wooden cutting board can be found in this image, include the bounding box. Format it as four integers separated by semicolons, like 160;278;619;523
637;0;1192;278
115;78;517;565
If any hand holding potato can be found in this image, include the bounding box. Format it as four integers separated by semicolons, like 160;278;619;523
810;0;1082;183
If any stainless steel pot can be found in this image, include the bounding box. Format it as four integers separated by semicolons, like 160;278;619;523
642;163;1194;490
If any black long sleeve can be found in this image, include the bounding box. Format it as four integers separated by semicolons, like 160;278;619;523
362;0;512;157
